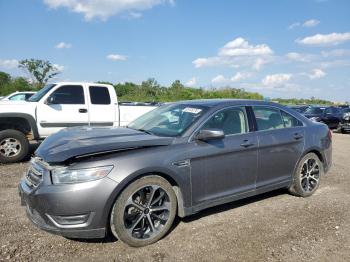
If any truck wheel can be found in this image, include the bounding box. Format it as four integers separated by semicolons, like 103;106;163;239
0;129;29;164
110;175;177;247
288;153;323;197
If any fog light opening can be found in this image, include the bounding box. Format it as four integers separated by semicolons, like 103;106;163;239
50;214;90;226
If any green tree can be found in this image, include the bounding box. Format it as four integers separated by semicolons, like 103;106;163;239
18;59;60;88
0;71;11;88
170;80;184;90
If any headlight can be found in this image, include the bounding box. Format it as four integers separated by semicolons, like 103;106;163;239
309;117;320;122
51;166;113;184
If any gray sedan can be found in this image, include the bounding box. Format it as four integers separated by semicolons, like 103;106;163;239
19;99;332;247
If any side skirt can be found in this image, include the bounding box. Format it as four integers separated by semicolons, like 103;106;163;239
184;179;291;217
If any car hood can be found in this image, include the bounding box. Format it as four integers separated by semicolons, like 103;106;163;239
35;126;174;164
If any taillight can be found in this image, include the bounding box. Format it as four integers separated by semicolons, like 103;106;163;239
328;128;332;139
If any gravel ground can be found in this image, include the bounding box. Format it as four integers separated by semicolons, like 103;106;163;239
0;133;349;262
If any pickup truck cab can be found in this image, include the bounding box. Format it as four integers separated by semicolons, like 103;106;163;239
0;82;157;163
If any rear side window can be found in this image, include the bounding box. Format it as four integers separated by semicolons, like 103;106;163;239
202;107;247;135
9;94;26;101
253;106;284;131
50;85;85;104
89;86;111;105
281;111;303;128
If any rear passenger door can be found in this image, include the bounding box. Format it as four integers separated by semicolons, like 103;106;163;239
87;85;116;126
252;106;305;191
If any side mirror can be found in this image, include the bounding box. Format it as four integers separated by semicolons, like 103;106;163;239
45;95;55;105
195;129;225;141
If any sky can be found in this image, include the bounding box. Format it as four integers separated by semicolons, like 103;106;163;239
0;0;350;102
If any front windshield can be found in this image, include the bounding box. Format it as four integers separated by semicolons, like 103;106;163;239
28;84;56;102
128;104;209;137
304;107;325;115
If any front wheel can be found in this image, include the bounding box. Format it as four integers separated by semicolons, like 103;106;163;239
110;175;177;247
0;129;29;164
288;153;323;197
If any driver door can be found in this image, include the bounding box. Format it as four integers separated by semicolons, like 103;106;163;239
189;106;258;208
36;85;89;137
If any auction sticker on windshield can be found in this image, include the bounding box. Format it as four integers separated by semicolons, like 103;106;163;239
183;107;202;114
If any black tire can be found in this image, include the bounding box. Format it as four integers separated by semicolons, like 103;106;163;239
110;175;177;247
0;129;29;164
288;153;323;197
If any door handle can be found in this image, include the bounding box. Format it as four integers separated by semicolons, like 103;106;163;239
240;140;254;148
79;108;88;113
293;133;303;140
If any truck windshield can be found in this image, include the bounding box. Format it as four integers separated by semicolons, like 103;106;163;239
27;84;56;102
128;104;208;137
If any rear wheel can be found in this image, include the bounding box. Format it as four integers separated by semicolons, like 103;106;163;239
288;153;323;197
110;175;177;247
0;129;29;163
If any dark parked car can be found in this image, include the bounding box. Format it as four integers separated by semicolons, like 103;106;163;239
19;100;332;247
338;108;350;133
288;105;309;113
303;106;342;129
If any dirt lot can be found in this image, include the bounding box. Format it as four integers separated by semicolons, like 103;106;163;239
0;133;349;262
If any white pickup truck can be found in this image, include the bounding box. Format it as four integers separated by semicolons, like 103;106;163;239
0;82;158;163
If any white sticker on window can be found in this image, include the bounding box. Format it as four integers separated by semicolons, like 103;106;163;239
183;107;202;114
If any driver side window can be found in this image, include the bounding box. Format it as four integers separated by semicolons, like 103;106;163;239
202;107;247;135
49;85;85;104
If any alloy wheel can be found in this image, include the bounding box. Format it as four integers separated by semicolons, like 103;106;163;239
300;158;320;192
123;185;171;240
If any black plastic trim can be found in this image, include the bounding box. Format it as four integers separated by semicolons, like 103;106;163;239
0;113;40;139
40;122;113;128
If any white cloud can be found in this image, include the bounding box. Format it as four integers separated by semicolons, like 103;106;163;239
297;32;350;46
192;57;224;68
55;42;72;49
286;52;305;62
252;58;267;71
193;38;273;70
185;77;197;87
211;75;229;85
53;64;65;71
288;19;320;30
321;49;350;57
302;19;320;28
285;52;317;62
106;54;127;61
218;38;273;57
211;72;252;86
262;73;292;88
0;59;19;69
288;22;301;30
44;0;174;21
309;68;326;79
231;72;252;82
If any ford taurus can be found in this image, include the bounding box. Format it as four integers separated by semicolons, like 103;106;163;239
19;99;332;247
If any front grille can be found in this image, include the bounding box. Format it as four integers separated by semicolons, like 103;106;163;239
25;159;45;187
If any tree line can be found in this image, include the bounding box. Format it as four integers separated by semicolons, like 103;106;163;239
0;58;335;105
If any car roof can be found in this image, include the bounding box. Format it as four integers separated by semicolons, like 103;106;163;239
174;99;279;108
